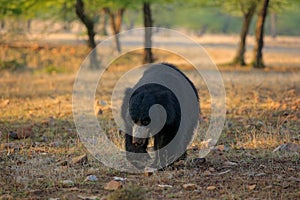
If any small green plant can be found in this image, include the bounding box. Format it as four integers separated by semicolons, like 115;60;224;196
0;60;25;71
43;65;66;74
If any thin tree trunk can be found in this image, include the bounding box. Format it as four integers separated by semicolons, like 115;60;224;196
75;0;96;49
99;9;108;36
270;13;277;39
62;2;68;31
27;19;31;32
104;8;125;53
253;0;270;68
143;2;154;63
1;19;5;29
233;3;256;66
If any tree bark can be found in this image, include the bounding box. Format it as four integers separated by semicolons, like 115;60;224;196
104;8;125;53
75;0;96;49
233;3;257;66
252;0;270;68
143;2;154;63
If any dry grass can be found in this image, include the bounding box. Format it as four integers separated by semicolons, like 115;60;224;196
0;34;300;199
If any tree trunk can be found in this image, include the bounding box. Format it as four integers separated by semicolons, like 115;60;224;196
143;2;154;64
104;8;125;53
99;9;108;36
1;19;5;29
75;0;96;49
270;13;277;39
27;19;31;32
252;0;270;68
233;3;256;66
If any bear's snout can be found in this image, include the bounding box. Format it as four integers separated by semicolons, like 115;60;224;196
132;137;147;146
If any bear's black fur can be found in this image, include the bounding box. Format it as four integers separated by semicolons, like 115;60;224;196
122;63;199;169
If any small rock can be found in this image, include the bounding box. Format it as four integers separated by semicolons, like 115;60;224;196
61;180;74;187
206;186;217;190
0;194;13;200
48;198;60;200
212;145;230;152
248;184;256;190
158;184;173;188
99;100;107;106
71;154;88;165
84;175;98;182
183;183;197;190
113;177;127;182
104;180;122;191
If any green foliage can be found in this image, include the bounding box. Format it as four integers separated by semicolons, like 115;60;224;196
0;0;36;18
150;4;242;33
0;0;300;35
220;0;259;16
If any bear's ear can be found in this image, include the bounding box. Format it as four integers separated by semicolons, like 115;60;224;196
124;88;133;97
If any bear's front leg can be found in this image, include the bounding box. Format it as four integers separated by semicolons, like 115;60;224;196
125;133;150;169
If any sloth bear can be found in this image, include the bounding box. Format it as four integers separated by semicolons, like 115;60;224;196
122;63;199;170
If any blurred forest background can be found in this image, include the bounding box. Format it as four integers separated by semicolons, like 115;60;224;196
1;0;300;35
1;0;300;72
